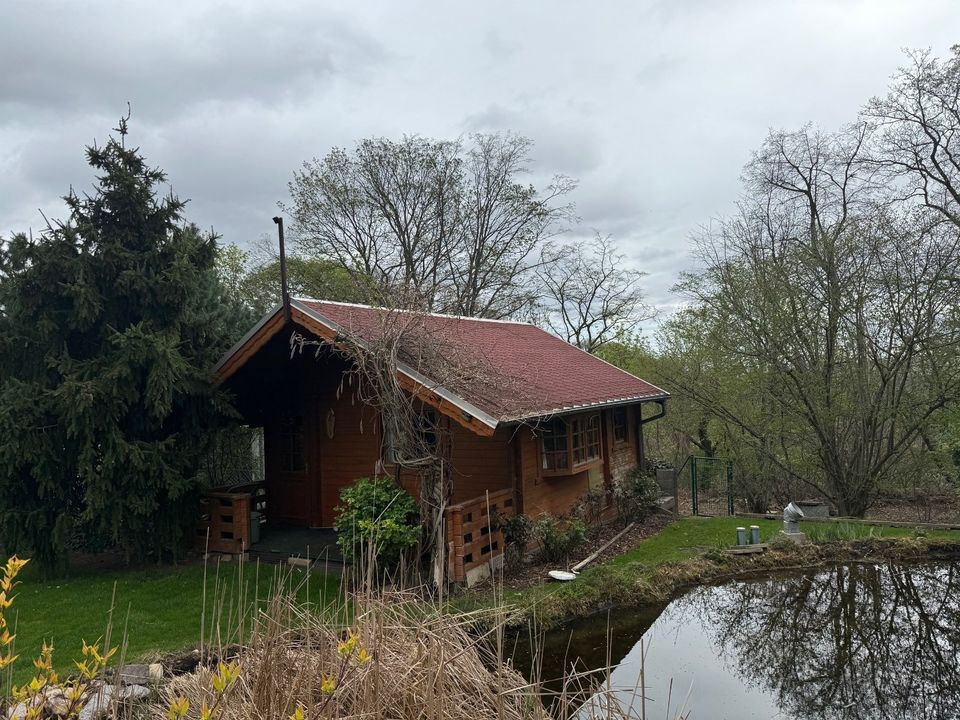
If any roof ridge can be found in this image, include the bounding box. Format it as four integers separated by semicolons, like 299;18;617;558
295;298;533;326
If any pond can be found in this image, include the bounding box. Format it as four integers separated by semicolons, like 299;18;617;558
514;562;960;719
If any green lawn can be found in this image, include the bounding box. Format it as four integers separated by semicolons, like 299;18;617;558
5;559;341;688
463;515;960;625
608;515;960;567
7;516;959;687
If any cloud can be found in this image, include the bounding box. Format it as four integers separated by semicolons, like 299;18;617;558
0;2;385;121
464;104;603;177
3;0;960;317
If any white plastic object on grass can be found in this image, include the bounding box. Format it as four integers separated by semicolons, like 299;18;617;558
548;570;578;582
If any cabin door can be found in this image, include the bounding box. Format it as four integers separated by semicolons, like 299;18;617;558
268;408;322;526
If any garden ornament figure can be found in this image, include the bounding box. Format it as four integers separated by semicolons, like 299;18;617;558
783;502;805;534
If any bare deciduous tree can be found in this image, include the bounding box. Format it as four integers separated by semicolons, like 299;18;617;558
679;125;960;516
285;133;575;318
865;46;960;226
538;233;654;353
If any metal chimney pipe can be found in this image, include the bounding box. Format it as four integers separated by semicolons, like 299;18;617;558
272;216;291;324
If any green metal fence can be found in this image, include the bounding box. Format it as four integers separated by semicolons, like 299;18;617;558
684;455;734;516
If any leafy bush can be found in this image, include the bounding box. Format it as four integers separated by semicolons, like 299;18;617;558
573;486;607;529
804;522;878;543
333;477;420;566
491;513;533;567
531;513;587;563
613;466;663;522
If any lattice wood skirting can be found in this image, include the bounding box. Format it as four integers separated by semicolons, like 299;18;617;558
446;489;515;584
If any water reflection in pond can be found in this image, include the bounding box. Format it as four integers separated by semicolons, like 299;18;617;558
518;562;960;719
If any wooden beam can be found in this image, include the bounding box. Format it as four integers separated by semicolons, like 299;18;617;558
216;311;286;383
289;307;339;344
216;305;497;437
395;372;496;437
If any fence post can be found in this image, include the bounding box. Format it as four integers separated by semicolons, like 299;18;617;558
672;469;679;517
691;458;698;515
726;461;735;516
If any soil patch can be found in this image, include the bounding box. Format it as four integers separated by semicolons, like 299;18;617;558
482;512;674;592
866;497;960;525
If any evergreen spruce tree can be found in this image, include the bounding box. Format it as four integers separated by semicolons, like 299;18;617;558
0;119;234;570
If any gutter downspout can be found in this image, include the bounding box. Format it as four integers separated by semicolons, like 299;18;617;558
637;398;668;471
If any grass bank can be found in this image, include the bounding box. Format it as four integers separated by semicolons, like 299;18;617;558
7;559;340;687
9;516;960;685
464;515;960;627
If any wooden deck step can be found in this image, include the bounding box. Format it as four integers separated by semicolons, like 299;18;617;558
726;543;769;555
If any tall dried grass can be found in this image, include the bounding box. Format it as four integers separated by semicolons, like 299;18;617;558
162;584;550;720
0;545;691;720
159;554;691;720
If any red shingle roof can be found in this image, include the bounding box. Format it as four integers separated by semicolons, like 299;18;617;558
295;299;668;426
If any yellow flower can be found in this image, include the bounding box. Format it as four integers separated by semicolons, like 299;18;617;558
212;660;240;693
0;649;18;670
3;557;28;580
337;632;358;657
289;705;305;720
28;677;45;693
356;647;370;665
320;675;337;694
168;695;190;720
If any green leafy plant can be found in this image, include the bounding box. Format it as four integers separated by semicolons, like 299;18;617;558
333;477;420;566
573;486;607;530
531;514;587;564
804;522;878;543
491;513;533;567
612;467;662;523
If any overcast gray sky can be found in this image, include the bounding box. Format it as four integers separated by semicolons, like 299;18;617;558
2;1;958;315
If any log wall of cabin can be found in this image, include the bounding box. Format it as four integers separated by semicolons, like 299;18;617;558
513;426;589;517
393;414;513;505
609;405;639;485
231;326;647;528
513;405;643;519
229;331;385;528
448;424;514;503
317;377;382;526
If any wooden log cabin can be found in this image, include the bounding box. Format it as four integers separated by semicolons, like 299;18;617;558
214;298;669;584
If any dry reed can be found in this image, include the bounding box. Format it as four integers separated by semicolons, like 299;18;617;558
161;585;551;720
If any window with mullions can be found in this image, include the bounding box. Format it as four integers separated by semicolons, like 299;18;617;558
541;413;602;474
571;414;601;465
417;409;439;450
541;418;569;471
613;406;628;443
382;421;398;466
279;414;306;472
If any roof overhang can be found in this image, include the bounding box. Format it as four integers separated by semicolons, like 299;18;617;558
215;300;500;437
500;394;670;426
